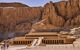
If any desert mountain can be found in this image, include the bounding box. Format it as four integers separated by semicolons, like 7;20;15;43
0;2;29;7
0;0;80;38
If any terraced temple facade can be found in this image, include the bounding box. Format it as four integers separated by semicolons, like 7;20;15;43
9;32;76;45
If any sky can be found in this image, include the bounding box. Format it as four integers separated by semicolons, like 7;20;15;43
0;0;61;7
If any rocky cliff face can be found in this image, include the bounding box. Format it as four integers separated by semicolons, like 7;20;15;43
0;0;80;36
33;0;80;31
0;3;42;36
43;0;80;29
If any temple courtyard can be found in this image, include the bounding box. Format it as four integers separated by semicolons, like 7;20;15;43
0;44;80;50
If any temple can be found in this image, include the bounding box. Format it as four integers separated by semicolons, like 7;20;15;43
9;19;77;46
9;31;76;45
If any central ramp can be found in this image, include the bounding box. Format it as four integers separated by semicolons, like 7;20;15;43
26;37;44;48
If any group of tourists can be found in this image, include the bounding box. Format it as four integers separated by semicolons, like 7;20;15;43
1;40;9;50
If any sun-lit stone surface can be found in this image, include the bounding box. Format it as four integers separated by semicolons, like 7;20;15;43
0;44;80;50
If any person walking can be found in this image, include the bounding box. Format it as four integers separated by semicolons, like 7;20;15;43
1;45;3;50
1;43;5;50
6;41;9;49
2;40;8;50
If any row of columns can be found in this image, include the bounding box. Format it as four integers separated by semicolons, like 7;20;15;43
42;40;64;44
13;40;64;45
13;41;31;45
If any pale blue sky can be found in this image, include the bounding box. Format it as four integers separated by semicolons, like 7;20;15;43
0;0;61;7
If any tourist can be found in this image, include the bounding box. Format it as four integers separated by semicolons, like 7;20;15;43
1;43;5;50
6;41;9;49
1;40;8;50
1;45;4;50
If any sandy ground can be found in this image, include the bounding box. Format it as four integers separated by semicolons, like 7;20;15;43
0;44;80;50
0;45;26;50
18;44;80;50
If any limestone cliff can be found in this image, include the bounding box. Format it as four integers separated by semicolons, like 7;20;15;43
0;0;80;36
